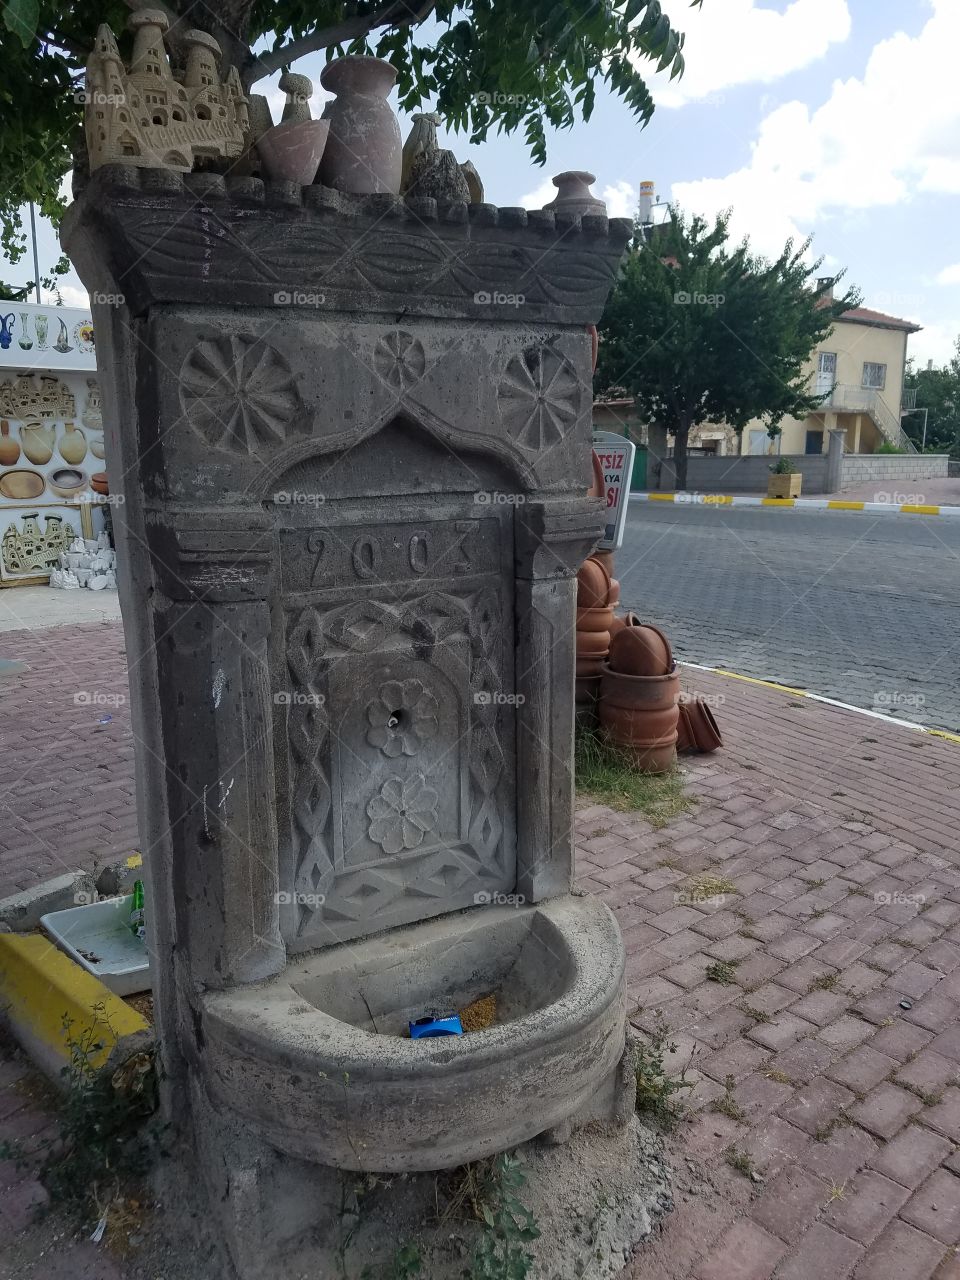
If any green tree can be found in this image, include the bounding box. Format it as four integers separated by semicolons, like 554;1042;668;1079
0;0;697;279
596;209;860;490
903;341;960;458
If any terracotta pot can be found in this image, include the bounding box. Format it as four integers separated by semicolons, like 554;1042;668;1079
543;170;606;218
90;471;109;496
576;556;612;608
608;578;621;608
677;702;695;753
608;611;642;639
575;657;605;679
608;624;673;677
592;548;614;576
600;701;679;742
319;57;402;194
48;466;86;499
575;605;614;633
600;667;680;712
258;118;330;186
575;628;610;658
684;696;723;752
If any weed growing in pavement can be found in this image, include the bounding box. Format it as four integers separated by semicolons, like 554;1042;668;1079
706;961;738;985
574;732;694;827
633;1016;694;1125
712;1076;745;1123
43;1008;159;1227
740;1005;771;1023
464;1154;540;1279
762;1068;792;1085
808;973;840;992
724;1147;756;1179
687;873;736;899
828;1183;846;1202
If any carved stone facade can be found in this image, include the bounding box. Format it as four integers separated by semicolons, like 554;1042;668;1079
63;167;628;1273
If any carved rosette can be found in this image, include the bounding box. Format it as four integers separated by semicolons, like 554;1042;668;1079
373;330;426;390
179;335;304;454
366;678;439;758
497;344;581;451
366;773;439;856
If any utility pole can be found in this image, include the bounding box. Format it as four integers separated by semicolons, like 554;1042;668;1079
28;202;41;304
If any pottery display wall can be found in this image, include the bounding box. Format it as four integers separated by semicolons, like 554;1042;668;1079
0;307;106;583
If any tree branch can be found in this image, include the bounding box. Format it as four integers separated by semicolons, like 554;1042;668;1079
246;0;437;86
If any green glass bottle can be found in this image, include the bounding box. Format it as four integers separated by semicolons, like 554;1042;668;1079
129;879;145;941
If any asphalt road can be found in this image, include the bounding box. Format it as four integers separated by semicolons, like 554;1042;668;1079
616;503;960;733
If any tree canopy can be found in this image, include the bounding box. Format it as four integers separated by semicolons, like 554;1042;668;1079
596;209;861;489
0;0;697;293
903;340;960;458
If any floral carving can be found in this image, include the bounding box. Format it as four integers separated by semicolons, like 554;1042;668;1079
179;335;303;454
367;773;439;856
366;678;439;758
374;330;426;391
497;344;580;450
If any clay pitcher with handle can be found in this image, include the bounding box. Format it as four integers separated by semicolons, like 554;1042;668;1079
21;420;54;465
58;422;88;465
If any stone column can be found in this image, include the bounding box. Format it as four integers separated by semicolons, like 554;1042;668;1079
826;427;845;493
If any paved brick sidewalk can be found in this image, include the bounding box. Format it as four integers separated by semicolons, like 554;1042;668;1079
2;620;960;1277
581;670;960;1280
0;622;137;899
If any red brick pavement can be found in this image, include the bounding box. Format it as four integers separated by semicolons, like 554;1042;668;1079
0;622;138;899
2;621;960;1277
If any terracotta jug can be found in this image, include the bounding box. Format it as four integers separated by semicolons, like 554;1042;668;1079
20;420;54;465
58;422;87;465
0;419;19;466
319;56;402;194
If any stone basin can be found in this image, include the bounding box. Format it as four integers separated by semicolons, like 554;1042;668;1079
200;893;627;1171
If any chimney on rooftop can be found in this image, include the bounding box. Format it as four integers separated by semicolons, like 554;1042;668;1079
817;276;835;300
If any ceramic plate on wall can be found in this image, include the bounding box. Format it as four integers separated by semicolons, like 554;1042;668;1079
0;469;45;500
73;321;95;355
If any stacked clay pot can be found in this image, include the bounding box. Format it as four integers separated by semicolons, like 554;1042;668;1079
599;620;680;773
575;556;615;722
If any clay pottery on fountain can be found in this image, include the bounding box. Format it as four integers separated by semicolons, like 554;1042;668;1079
608;623;673;677
318;56;402;194
599;666;680;774
576;556;612;609
0;420;19;466
259;119;330;186
20;420;54;465
543;171;606;218
90;471;109;496
58;422;87;465
48;466;86;499
0;468;45;500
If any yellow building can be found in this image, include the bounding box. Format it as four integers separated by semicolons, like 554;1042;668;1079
739;289;921;456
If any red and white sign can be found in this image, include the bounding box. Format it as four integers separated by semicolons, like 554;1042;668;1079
592;430;636;551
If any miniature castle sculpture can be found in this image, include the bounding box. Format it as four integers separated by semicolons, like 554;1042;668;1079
0;375;75;419
84;9;249;173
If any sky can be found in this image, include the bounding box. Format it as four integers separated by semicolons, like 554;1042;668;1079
14;0;959;368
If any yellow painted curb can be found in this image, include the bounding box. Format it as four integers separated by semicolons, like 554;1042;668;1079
0;934;148;1079
711;668;809;698
901;504;940;516
761;497;796;507
647;492;676;502
929;729;960;745
827;500;865;511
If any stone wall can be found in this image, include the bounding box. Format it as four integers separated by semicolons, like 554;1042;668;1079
838;454;950;486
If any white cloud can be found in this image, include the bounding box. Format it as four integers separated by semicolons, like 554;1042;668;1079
642;0;851;108
44;284;89;308
936;263;960;286
600;181;637;219
518;179;557;209
669;0;960;259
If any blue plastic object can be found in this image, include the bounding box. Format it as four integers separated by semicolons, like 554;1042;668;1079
409;1013;463;1039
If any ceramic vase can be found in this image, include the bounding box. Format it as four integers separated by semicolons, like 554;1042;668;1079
0;314;14;350
21;420;55;465
0;420;19;466
58;422;88;465
258;119;330;186
90;434;105;460
319;57;402;195
543;171;606;218
18;313;32;350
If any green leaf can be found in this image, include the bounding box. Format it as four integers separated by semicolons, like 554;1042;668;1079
2;0;39;47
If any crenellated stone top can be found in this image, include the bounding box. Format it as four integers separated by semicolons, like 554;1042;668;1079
63;164;632;324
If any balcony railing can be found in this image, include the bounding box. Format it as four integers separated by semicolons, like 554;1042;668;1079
816;384;917;453
901;387;918;412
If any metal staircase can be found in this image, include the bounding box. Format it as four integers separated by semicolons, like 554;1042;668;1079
819;384;918;453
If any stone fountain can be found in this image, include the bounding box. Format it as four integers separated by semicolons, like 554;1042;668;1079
64;25;641;1278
